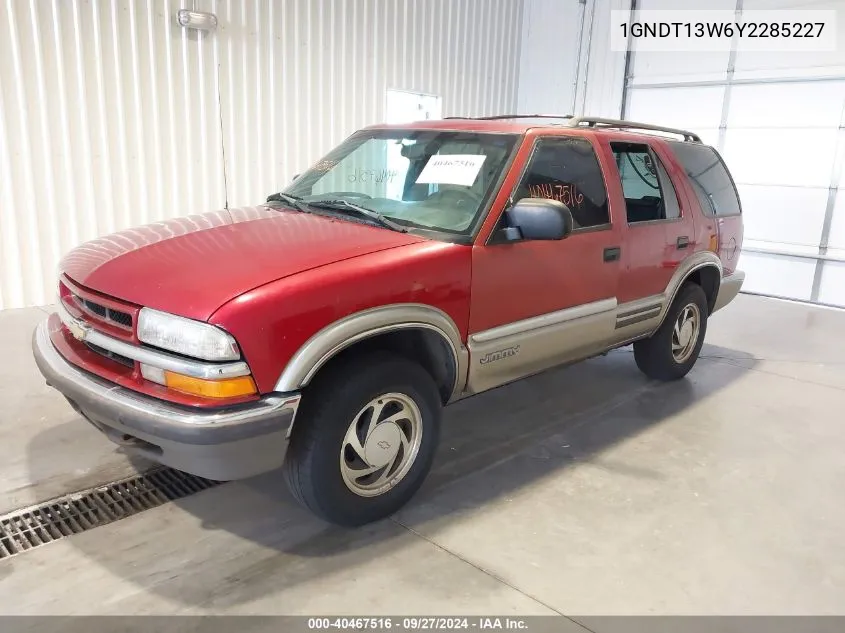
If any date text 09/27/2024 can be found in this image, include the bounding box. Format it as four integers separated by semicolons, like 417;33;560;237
307;617;529;630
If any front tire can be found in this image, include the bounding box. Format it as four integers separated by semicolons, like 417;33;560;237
633;283;708;381
283;352;441;526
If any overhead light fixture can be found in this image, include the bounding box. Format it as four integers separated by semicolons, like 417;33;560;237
176;9;218;32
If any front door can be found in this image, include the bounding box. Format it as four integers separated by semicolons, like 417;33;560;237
467;136;622;393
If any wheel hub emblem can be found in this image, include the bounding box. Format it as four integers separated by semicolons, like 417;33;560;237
363;422;402;468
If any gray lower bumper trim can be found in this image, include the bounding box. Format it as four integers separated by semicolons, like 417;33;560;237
713;270;745;313
32;320;300;446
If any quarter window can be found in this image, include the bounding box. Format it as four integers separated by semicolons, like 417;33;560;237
514;138;610;229
612;142;680;223
668;141;741;216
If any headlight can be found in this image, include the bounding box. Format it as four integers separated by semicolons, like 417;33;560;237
137;308;240;361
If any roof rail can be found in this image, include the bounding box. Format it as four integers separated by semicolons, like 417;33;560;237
440;114;702;142
444;114;575;121
569;116;702;143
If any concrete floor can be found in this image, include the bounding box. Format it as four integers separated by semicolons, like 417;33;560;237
0;294;843;618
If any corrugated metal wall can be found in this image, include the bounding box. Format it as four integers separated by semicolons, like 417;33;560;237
515;0;629;118
516;0;581;114
0;0;524;309
577;0;629;118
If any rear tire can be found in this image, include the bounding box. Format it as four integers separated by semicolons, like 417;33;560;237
634;283;708;381
283;351;441;527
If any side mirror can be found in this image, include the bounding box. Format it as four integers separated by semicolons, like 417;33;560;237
500;198;574;242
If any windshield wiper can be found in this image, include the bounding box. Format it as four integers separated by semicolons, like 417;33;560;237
265;192;311;213
306;199;407;233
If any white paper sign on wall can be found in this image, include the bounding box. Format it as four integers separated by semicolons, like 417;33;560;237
416;155;487;187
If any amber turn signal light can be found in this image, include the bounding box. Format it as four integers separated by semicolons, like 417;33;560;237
163;372;257;399
140;363;257;399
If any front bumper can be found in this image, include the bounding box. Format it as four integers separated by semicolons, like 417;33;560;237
32;319;300;480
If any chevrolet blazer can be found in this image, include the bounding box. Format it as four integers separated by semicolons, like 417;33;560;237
33;115;744;526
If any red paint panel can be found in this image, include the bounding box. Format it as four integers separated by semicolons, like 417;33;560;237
470;231;621;333
211;241;472;394
61;206;424;321
714;215;744;275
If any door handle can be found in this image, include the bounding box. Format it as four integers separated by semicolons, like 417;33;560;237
603;246;621;262
676;236;690;249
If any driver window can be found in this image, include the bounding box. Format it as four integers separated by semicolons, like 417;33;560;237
513;137;610;229
611;142;680;223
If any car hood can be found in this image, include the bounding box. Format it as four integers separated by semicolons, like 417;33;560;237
61;206;425;321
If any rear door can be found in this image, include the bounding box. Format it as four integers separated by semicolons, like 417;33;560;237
606;139;694;308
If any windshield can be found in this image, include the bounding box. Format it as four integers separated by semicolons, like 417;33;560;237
283;129;519;237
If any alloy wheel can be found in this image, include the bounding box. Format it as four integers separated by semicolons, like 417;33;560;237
339;392;423;497
672;303;701;363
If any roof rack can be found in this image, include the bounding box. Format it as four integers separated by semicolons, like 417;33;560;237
444;114;575;121
441;114;702;143
569;116;702;143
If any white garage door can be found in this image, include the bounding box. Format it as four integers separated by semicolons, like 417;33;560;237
623;0;845;307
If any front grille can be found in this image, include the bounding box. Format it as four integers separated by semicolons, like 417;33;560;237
73;294;133;329
81;297;106;318
0;468;219;559
108;308;133;327
85;342;135;368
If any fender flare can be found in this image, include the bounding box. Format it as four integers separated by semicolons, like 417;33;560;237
654;251;723;330
273;303;468;401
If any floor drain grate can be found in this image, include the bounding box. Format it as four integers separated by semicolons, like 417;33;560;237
0;468;220;560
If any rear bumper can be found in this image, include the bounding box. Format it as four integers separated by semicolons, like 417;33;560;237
32;319;300;480
713;270;745;313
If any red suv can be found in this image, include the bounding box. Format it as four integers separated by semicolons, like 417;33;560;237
33;115;744;526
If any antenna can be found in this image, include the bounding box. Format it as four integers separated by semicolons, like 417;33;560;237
216;63;229;210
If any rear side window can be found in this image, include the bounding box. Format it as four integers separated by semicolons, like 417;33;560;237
669;142;741;216
611;142;681;223
514;137;610;229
